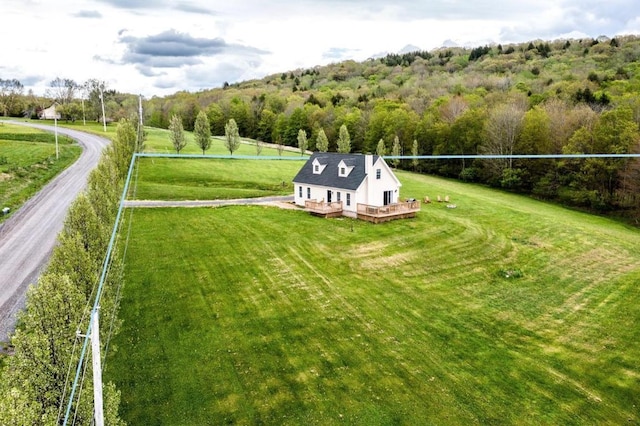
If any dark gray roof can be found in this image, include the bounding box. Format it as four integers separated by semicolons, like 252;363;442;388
292;152;379;190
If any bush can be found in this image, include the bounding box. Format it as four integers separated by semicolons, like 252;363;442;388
500;168;525;189
459;167;479;182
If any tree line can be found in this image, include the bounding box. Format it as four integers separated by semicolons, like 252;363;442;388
0;120;139;424
0;77;140;124
140;35;640;218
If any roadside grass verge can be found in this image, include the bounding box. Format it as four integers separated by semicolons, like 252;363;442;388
0;122;80;222
106;169;640;425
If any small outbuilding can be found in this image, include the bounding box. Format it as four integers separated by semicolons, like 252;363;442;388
292;152;420;223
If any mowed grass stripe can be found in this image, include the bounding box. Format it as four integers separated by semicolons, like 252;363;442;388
107;170;640;425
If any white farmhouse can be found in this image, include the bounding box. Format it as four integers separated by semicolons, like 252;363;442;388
39;103;61;120
292;152;420;223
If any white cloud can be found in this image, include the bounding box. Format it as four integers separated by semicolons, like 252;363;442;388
2;0;639;97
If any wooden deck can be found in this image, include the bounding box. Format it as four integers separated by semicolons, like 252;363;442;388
357;200;421;223
304;200;343;218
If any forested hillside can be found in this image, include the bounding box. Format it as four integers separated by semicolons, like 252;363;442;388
143;35;640;219
4;35;640;218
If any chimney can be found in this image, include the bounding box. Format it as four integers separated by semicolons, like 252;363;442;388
364;154;373;175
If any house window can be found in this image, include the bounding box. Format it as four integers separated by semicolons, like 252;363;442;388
307;187;311;199
298;186;302;197
340;167;346;175
314;164;319;172
337;192;341;202
376;169;381;179
346;193;351;206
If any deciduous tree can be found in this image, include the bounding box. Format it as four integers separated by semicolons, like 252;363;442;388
337;124;351;153
194;110;212;155
169;114;186;154
376;138;386;156
316;128;329;152
113;119;137;177
482;102;525;182
391;136;401;167
411;139;419;170
46;77;78;104
224;118;241;155
0;78;24;117
297;129;308;156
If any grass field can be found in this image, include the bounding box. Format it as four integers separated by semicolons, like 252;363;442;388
106;162;640;425
52;120;304;158
131;157;303;200
0;121;80;222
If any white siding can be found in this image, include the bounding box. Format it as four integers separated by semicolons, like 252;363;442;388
358;157;401;207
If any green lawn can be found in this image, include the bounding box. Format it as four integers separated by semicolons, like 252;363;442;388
53;120;303;158
141;127;303;157
0;122;80;221
106;167;640;425
131;157;303;200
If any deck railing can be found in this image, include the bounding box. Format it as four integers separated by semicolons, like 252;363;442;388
305;200;343;214
356;200;421;217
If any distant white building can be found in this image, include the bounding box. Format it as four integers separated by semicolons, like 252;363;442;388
293;152;419;223
39;103;60;120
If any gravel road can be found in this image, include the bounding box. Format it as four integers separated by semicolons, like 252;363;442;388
0;122;110;341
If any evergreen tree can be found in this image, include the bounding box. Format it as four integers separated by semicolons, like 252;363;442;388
169;114;186;154
316;128;329;152
194;110;212;155
224;118;241;155
337;124;351;153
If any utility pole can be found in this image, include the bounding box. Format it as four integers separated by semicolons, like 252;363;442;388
91;308;104;426
99;84;107;132
81;97;86;126
54;104;59;160
65;308;104;426
137;94;143;152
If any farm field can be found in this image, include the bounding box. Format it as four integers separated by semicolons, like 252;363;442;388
106;164;640;425
0;121;80;222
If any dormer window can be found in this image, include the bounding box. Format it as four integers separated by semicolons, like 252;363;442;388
312;158;327;175
337;160;354;177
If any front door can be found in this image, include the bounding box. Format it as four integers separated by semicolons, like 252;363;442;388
327;190;332;203
383;190;393;205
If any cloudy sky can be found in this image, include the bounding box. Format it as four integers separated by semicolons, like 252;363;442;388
3;0;640;97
